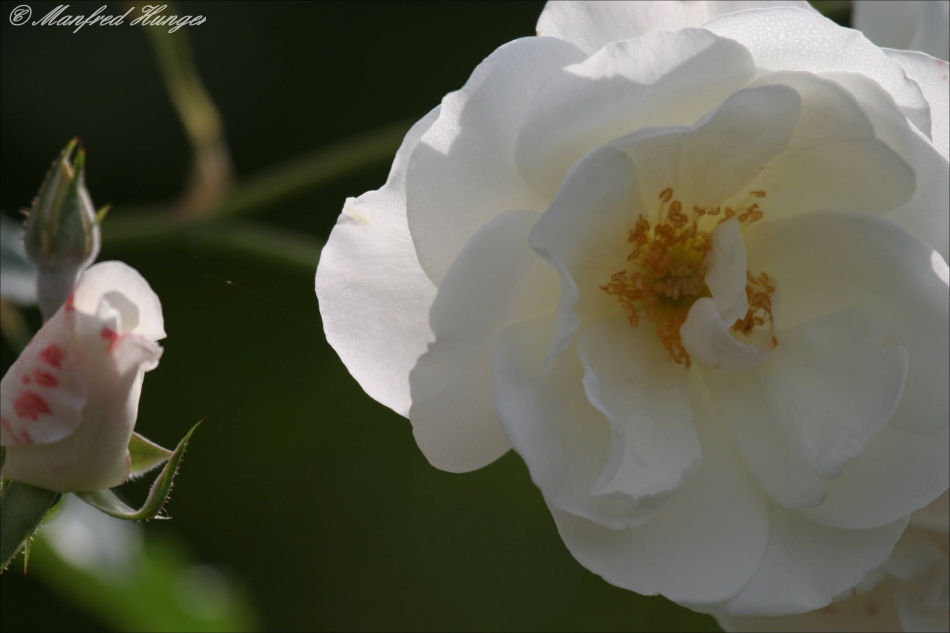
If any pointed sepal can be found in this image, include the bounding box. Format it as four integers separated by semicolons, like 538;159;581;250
0;480;60;571
76;421;199;521
128;432;173;478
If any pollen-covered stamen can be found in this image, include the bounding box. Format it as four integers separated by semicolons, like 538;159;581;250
601;188;776;366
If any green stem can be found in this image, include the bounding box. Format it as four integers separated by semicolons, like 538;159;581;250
103;216;321;271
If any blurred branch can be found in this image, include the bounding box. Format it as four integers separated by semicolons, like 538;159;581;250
102;119;408;268
183;221;324;270
137;1;234;217
211;119;410;219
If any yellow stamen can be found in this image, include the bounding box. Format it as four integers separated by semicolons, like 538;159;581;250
600;189;777;366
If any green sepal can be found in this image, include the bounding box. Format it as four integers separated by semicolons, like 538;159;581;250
0;481;60;572
128;432;173;478
76;421;199;521
95;204;111;226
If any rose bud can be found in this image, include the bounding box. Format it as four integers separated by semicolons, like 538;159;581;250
1;261;165;492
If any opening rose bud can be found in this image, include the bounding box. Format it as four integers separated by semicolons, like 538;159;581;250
1;261;166;493
23;140;103;321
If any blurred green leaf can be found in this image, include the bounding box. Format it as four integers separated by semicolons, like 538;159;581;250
0;481;59;571
31;495;258;632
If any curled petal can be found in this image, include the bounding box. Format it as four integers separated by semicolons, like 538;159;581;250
535;1;815;55
406;37;586;284
493;314;654;530
316;109;440;417
409;209;557;472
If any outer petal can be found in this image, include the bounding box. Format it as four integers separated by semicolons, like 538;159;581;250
578;317;700;511
514;29;757;198
548;371;769;606
406;37;586;284
744;211;948;437
704;7;933;140
884;49;950;161
408;209;557;472
535;1;815;56
1;307;86;446
316;109;440;417
72;261;165;341
742;71;915;221
713;507;907;616
815;69;949;258
706;308;908;510
743;212;948;528
716;582;901;632
712;510;908;616
493;315;654;530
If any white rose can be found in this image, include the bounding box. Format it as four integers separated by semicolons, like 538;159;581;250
1;261;166;492
316;0;949;616
853;0;949;62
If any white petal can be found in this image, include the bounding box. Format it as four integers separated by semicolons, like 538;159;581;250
716;581;901;632
408;209;557;472
743;211;949;438
681;298;769;371
72;261;165;341
613;84;800;210
706;308;908;509
547;372;768;606
492;314;654;530
816;69;949;259
535;1;815;56
528;144;642;362
802;426;949;530
514;29;757;198
711;509;907;616
0;308;86;446
704;218;749;324
705;7;933;139
406;37;586;284
743;71;915;220
884;49;950;161
315;109;440;417
577;316;700;510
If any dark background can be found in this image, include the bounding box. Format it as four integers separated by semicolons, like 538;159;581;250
0;1;803;630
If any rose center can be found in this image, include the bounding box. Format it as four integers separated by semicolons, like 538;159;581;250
600;187;776;367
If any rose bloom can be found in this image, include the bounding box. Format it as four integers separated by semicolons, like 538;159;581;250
316;0;949;618
1;262;165;492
